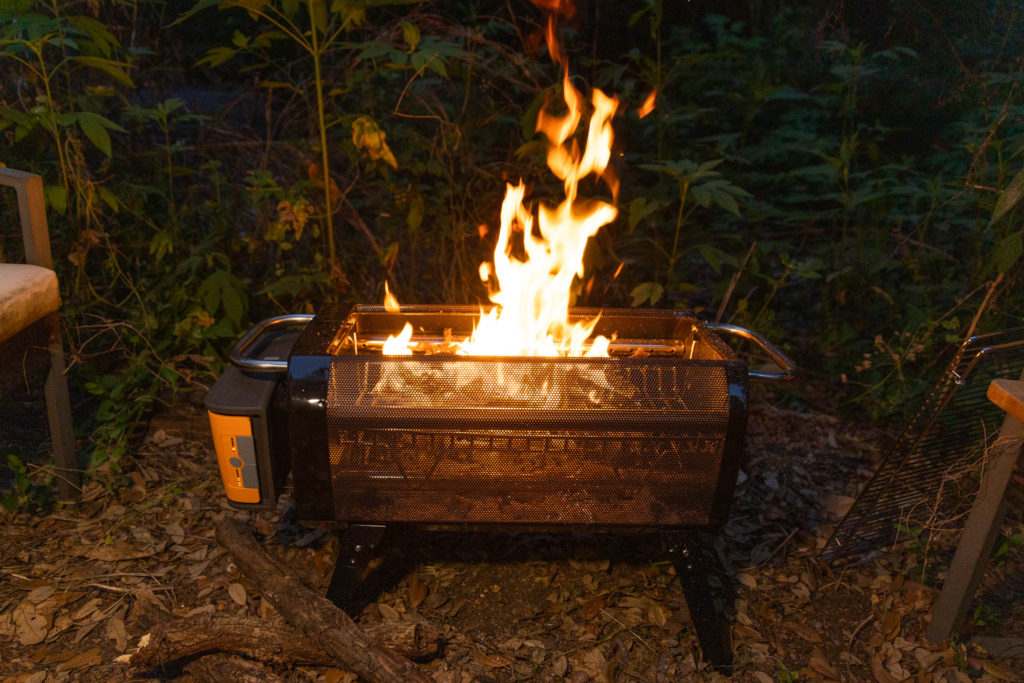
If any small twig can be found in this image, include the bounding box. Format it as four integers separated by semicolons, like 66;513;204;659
393;54;441;120
752;528;799;568
599;609;654;651
848;614;874;651
715;241;756;323
962;272;1006;342
87;583;174;594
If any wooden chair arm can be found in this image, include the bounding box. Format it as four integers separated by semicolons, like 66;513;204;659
0;167;54;269
988;379;1024;424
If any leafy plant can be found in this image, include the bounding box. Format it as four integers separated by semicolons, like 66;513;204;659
0;0;132;217
2;454;54;512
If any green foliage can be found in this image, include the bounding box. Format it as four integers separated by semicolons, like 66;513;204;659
992;525;1024;566
2;0;1024;497
2;454;54;512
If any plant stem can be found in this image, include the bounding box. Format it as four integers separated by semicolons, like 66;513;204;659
669;177;690;265
307;0;335;268
35;42;71;208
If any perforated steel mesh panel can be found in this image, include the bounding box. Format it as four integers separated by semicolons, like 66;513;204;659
823;328;1024;564
324;353;741;526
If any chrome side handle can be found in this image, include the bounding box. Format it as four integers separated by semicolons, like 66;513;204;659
229;314;314;374
706;322;796;381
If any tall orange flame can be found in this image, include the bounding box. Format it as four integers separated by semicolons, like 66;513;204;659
385;0;618;357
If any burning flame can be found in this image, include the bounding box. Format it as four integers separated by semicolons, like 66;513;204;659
385;2;619;357
638;89;657;119
382;281;414;355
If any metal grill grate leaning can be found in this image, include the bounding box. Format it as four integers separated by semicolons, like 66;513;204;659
823;328;1024;565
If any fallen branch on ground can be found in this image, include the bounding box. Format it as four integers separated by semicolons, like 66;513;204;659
213;517;433;683
130;613;440;671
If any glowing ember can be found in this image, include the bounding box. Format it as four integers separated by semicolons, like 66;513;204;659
385;4;620;357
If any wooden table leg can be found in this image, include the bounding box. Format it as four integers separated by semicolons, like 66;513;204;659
926;374;1024;643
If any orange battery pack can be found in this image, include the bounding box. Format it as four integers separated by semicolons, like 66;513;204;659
209;412;261;504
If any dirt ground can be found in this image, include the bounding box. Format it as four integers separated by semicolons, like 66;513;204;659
2;388;1024;682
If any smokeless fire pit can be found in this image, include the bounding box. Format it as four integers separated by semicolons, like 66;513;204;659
206;304;793;668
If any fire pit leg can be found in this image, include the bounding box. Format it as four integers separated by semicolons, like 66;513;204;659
664;532;733;671
326;524;387;605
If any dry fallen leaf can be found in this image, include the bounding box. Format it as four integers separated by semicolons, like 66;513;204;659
737;572;758;589
782;619;822;643
734;624;765;642
166;522;186;545
72;598;102;622
982;660;1020;682
580;597;605;621
324;668;358;683
227;583;247;606
81;541;164;562
880;610;901;639
473;649;512;668
809;649;840;679
13;602;49;646
377;603;400;621
914;648;943;672
26;586;56;604
407;575;427;608
646;600;668;627
871;653;899;683
581;646;607;675
106;616;128;652
55;647;101;672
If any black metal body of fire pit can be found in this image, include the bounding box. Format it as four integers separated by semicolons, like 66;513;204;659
206;305;794;669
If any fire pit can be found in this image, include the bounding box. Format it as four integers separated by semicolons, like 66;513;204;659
206;304;792;668
206;7;794;667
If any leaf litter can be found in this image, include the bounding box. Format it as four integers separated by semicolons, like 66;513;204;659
1;397;1023;681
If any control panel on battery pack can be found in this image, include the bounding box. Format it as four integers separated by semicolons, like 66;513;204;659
209;412;260;504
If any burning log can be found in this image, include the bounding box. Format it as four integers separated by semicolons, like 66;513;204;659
130;613;440;671
214;517;433;683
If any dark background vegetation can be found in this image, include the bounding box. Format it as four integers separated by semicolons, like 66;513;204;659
1;0;1022;497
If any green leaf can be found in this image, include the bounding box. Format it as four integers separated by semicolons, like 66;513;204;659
72;56;134;87
521;87;552;139
630;281;664;307
96;186;120;212
993;231;1022;273
169;0;223;27
44;185;66;214
67;15;120;58
627;196;664;233
401;20;420;52
331;0;366;29
310;0;329;35
197;46;238;68
199;270;247;326
407;195;423;231
76;111;125;157
513;139;547;160
991;167;1024;225
229;0;271;12
221;284;244;326
699;244;722;273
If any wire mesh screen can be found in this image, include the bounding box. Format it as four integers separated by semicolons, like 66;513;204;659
324;354;743;526
822;328;1024;565
330;357;730;412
